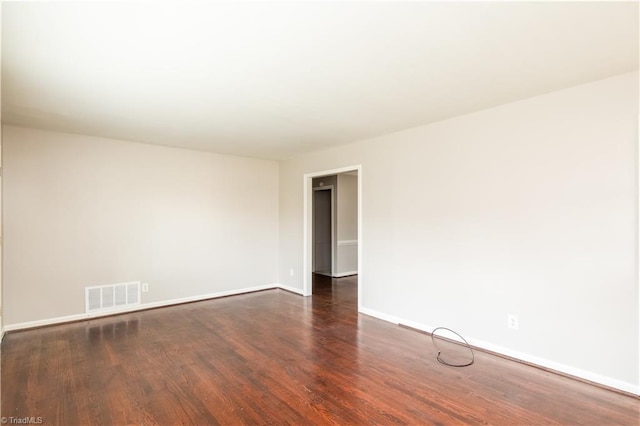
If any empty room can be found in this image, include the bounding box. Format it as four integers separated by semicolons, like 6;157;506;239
1;1;639;425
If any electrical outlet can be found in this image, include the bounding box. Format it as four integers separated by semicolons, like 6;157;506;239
142;283;149;293
290;269;294;277
508;314;519;330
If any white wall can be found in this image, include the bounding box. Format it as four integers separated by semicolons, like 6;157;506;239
278;72;639;393
336;173;357;275
3;126;279;326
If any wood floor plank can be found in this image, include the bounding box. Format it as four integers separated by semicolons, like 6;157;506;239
2;275;638;425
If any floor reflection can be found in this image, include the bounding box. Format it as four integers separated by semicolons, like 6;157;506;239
308;274;361;411
86;318;140;343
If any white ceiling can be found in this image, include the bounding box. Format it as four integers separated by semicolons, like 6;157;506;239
2;1;638;160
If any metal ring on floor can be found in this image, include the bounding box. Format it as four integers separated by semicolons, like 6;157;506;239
431;327;475;367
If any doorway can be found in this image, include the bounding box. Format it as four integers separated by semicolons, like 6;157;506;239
303;165;362;311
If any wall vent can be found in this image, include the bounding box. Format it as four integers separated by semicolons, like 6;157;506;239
86;281;141;314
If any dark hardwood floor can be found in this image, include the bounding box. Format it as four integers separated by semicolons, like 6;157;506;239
2;274;638;425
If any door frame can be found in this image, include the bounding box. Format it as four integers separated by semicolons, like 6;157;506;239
303;165;362;310
312;185;335;277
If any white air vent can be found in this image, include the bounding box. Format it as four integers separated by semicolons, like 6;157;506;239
86;281;141;313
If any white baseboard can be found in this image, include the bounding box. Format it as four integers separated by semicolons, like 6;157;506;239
277;284;306;295
312;271;358;278
333;271;358;278
359;306;404;325
463;335;640;396
3;283;279;333
360;306;640;396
